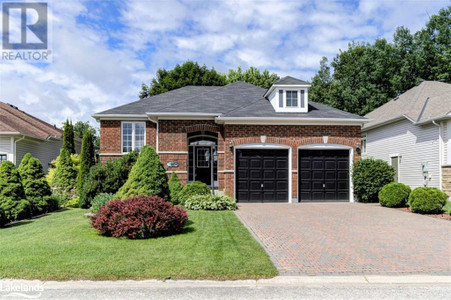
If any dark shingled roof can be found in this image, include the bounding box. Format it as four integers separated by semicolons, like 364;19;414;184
274;76;310;85
95;81;366;120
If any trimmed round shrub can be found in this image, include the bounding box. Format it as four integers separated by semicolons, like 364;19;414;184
115;146;170;201
378;183;411;208
91;195;188;239
91;193;114;213
352;158;395;203
179;181;211;205
78;151;138;208
408;187;448;214
185;194;237;211
0;161;31;221
169;172;184;205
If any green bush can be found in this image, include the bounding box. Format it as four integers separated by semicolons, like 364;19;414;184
91;193;114;213
64;197;80;208
78;151;138;208
185;194;237;210
115;146;169;201
0;161;31;221
352;158;395;203
378;183;411;208
169;172;184;205
53;148;77;194
178;181;211;205
51;194;69;207
0;208;7;227
408;187;448;214
47;153;80;187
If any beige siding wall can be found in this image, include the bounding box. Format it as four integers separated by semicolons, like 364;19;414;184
364;119;440;190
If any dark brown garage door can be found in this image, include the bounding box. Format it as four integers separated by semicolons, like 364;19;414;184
236;149;289;202
299;150;349;202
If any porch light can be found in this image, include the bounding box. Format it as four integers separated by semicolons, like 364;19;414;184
213;148;218;162
228;140;235;149
356;142;361;155
205;150;210;162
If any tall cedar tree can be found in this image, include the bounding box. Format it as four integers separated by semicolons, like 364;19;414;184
77;130;96;193
62;120;76;154
0;161;31;221
115;146;170;201
168;172;184;205
53;148;77;193
18;153;52;199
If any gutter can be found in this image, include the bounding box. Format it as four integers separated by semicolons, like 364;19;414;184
14;135;25;165
215;116;369;125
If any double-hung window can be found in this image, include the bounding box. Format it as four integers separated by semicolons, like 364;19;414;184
286;91;298;107
122;122;145;153
0;154;7;163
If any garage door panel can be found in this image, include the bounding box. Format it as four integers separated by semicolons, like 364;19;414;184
299;150;349;202
236;149;288;202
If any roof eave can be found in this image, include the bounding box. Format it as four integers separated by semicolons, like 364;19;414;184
215;117;369;126
91;114;149;121
263;84;312;98
362;114;415;132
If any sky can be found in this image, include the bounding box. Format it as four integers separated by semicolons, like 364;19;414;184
0;0;448;128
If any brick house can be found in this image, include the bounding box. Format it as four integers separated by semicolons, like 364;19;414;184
93;77;368;203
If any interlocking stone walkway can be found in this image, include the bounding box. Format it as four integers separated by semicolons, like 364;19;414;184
236;203;451;275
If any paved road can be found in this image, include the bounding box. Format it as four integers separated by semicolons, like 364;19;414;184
236;203;451;275
1;277;450;300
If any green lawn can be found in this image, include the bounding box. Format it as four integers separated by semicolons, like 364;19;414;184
0;209;277;280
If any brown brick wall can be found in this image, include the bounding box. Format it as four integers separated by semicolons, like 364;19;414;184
99;119;361;200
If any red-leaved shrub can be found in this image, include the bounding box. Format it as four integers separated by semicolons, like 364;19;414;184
90;195;188;239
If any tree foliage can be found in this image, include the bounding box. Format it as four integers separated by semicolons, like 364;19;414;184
168;172;184;205
77;130;96;192
0;161;31;221
139;61;280;98
115;146;169;201
62;120;76;154
309;7;450;115
74;121;99;147
227;67;279;89
53;148;77;194
18;153;52;200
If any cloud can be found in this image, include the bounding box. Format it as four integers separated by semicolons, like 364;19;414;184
0;0;448;126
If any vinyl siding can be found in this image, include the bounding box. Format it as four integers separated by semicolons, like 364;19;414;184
364;119;440;189
0;136;13;162
15;138;81;173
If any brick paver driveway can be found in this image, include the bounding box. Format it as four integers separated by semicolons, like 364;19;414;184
236;203;451;275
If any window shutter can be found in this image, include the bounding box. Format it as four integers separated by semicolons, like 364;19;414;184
301;90;305;108
279;90;283;107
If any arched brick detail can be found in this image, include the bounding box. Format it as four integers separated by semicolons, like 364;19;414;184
184;124;220;133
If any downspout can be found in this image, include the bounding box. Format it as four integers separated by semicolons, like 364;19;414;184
14;135;25;165
156;121;159;152
432;120;442;191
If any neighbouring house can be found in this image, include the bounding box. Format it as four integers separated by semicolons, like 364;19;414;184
93;76;368;203
362;80;451;196
0;102;81;172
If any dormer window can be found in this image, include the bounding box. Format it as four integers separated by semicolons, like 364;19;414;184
286;91;298;107
265;76;311;113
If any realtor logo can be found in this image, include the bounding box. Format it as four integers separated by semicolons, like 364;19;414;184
1;2;52;62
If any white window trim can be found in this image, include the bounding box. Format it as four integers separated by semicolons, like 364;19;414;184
121;121;146;154
285;90;298;108
389;154;401;182
273;88;308;112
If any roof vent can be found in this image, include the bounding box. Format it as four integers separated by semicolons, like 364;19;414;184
439;79;446;82
416;79;424;86
8;103;18;110
393;96;399;101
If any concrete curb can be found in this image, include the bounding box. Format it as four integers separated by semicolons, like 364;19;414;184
2;276;450;289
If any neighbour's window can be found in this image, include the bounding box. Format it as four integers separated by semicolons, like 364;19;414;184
361;135;367;154
286;91;298;107
122;122;145;153
0;154;7;163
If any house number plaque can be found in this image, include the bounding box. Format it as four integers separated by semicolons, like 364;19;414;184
167;162;179;168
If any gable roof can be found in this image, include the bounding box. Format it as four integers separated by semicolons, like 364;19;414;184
94;80;367;124
274;76;310;85
363;81;451;131
0;102;64;140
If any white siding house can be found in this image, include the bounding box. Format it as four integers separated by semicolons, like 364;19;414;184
363;81;451;196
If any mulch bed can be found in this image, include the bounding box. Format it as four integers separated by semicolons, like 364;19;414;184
395;207;451;221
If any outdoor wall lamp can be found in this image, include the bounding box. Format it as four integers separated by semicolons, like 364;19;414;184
228;140;235;149
356;142;361;155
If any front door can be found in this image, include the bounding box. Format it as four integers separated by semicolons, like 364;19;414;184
194;146;212;186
